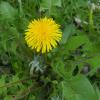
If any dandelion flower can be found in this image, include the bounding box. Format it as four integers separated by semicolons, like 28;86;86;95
25;17;62;53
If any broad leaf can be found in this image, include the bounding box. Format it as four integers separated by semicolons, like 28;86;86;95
61;75;97;100
0;1;17;22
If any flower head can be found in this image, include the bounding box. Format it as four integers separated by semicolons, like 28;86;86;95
25;17;62;53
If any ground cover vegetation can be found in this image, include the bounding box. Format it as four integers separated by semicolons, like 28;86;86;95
0;0;100;100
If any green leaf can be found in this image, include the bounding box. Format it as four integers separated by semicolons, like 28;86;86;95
40;0;61;11
66;34;93;52
87;55;100;68
0;75;7;96
86;55;100;76
61;24;76;44
52;59;65;77
18;0;23;16
28;95;36;100
4;96;13;100
0;1;17;22
95;86;100;100
75;0;88;7
52;58;73;79
52;0;62;7
61;75;97;100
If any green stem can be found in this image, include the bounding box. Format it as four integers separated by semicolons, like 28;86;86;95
89;7;94;33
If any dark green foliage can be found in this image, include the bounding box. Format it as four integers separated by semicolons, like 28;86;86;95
0;0;100;100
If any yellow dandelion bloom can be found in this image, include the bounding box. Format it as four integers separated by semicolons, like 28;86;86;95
25;17;62;53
